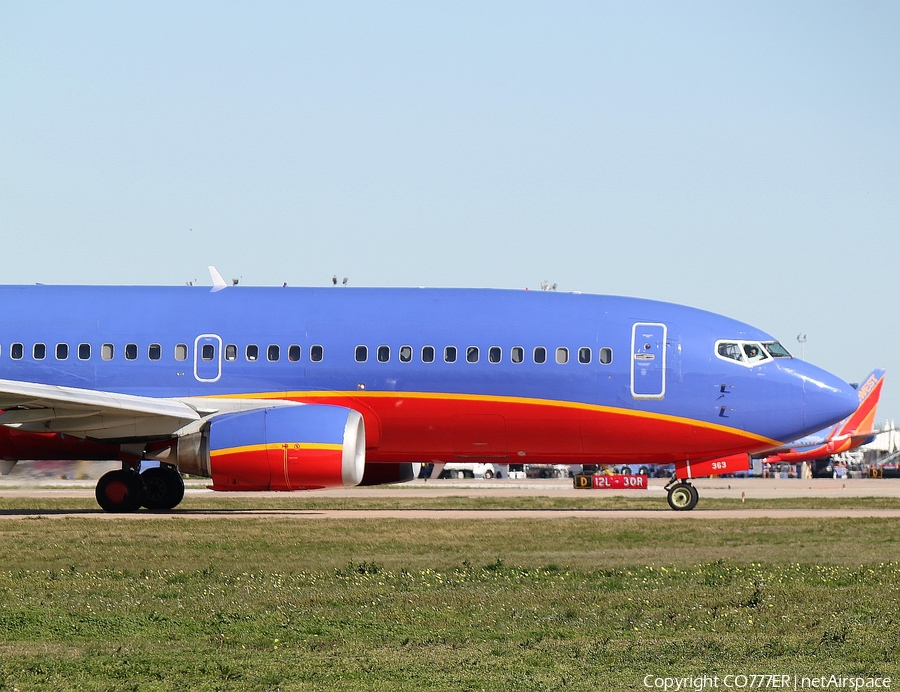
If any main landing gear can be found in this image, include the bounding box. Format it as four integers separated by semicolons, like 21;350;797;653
665;478;699;511
95;464;185;513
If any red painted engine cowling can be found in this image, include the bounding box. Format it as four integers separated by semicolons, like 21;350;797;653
207;405;365;491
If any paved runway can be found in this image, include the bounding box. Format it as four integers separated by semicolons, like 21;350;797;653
3;476;900;499
1;477;899;519
1;507;900;520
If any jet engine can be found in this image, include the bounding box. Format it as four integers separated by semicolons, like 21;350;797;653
162;404;365;490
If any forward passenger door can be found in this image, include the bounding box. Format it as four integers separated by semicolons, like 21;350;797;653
631;323;666;399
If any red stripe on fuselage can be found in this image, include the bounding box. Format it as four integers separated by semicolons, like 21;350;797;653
270;392;778;464
0;427;132;462
0;392;781;467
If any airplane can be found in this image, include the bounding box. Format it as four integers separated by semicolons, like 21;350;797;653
758;368;886;471
0;275;859;512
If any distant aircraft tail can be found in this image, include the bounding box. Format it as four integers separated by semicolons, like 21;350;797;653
832;369;886;446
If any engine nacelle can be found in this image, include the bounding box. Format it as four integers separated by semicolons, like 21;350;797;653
199;405;365;490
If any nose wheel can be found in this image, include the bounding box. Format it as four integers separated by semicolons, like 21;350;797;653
666;480;699;511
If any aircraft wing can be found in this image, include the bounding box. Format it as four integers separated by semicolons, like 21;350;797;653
0;378;202;440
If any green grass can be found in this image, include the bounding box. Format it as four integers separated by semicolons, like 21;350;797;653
1;516;900;690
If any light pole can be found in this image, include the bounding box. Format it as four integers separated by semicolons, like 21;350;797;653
796;333;807;360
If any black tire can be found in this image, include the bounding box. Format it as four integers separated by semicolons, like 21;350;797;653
483;469;494;479
141;466;185;510
666;483;699;511
96;469;144;513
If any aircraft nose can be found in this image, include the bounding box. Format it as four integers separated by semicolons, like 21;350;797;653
798;362;859;433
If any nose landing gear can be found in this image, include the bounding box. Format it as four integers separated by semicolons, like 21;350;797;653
665;478;699;511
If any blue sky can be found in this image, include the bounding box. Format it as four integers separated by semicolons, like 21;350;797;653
2;2;898;420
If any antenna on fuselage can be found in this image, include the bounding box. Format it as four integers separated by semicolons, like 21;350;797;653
796;333;807;360
208;266;228;293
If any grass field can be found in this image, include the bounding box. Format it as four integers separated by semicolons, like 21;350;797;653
1;499;900;690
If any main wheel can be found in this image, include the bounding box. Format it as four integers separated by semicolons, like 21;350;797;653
666;482;699;511
96;469;144;513
141;466;185;510
483;469;494;479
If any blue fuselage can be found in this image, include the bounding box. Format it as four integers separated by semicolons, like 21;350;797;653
0;285;858;465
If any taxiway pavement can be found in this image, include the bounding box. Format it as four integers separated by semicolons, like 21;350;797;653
1;477;899;519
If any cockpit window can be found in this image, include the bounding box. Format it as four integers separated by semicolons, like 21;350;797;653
717;342;744;362
715;339;787;368
742;343;770;365
763;341;792;358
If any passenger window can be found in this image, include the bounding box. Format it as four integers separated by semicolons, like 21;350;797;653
421;346;435;363
716;342;743;362
148;344;161;360
377;345;390;362
174;344;188;361
11;343;23;360
225;344;237;361
533;346;547;364
33;343;46;360
466;346;479;363
444;346;457;363
246;344;259;361
489;346;501;363
556;347;569;364
288;345;301;362
578;347;591;364
511;346;524;364
599;347;613;365
78;343;91;360
399;345;412;363
310;345;323;362
102;343;114;361
125;344;138;360
355;345;368;362
202;344;215;361
267;345;280;362
56;343;69;360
